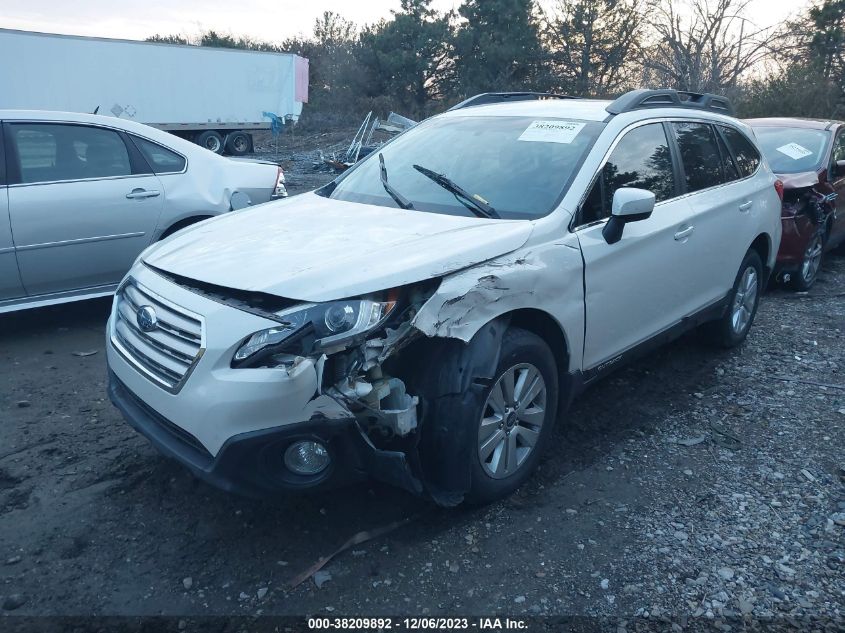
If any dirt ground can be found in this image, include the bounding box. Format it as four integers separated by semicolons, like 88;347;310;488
1;132;844;628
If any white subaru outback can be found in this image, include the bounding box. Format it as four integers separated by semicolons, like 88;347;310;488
106;89;782;505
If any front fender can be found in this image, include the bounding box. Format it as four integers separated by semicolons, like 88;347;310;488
411;243;585;374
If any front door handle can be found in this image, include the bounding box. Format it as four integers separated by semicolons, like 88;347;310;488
126;189;161;199
674;225;695;241
738;200;753;212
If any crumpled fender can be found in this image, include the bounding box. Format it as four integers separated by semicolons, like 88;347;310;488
410;316;511;506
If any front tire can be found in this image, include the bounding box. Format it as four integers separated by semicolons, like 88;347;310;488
706;249;763;348
466;328;558;504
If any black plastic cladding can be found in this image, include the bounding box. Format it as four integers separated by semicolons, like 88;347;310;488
605;89;735;117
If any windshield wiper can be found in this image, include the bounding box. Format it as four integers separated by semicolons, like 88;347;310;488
379;153;414;210
412;164;500;219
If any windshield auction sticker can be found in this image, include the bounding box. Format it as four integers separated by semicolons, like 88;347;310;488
776;142;813;160
518;120;585;144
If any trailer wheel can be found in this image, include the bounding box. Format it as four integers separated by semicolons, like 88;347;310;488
196;131;224;154
225;131;251;156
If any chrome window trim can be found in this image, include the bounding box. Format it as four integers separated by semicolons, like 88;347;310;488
5;119;189;186
571;117;762;232
109;276;206;394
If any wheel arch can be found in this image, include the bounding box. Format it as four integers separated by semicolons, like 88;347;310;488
158;215;214;240
506;308;573;415
749;232;772;280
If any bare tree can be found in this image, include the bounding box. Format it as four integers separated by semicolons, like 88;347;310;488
643;0;775;93
541;0;648;96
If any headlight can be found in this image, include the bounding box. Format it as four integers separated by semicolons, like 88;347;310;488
233;298;396;366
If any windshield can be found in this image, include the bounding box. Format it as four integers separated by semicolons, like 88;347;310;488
752;126;830;174
327;115;605;220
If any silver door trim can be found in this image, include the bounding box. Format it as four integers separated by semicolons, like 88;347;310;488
15;231;146;252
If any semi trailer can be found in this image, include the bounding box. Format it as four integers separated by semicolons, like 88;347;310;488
0;28;309;155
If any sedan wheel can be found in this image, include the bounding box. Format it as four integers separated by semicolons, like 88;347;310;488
478;362;547;479
800;233;824;286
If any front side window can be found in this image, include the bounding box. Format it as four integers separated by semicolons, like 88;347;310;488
327;115;605;220
10;123;131;184
672;122;724;192
751;126;829;175
131;136;186;174
580;123;676;225
720;126;761;177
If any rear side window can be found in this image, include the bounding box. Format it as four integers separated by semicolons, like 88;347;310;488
9;123;131;184
131;136;186;174
580;123;676;225
720;126;760;177
672;122;724;192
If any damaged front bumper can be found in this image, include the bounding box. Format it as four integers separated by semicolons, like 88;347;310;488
108;371;422;497
105;265;426;498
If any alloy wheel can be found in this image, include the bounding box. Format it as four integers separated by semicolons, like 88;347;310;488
731;266;758;335
801;234;824;284
477;363;547;479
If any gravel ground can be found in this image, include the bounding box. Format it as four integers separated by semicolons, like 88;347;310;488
1;134;843;628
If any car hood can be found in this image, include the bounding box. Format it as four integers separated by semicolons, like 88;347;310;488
142;193;534;302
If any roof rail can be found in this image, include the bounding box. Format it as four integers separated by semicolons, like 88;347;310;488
448;92;575;111
605;89;735;117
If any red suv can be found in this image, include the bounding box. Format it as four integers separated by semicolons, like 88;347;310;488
746;118;845;290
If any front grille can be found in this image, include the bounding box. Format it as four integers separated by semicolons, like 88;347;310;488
111;279;205;392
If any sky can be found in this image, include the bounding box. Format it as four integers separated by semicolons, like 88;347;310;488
1;0;805;44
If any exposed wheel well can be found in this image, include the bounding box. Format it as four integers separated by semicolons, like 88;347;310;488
159;216;213;240
507;309;572;415
749;234;771;278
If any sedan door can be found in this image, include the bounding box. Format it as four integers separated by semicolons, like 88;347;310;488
5;121;163;297
575;122;699;370
0;130;26;301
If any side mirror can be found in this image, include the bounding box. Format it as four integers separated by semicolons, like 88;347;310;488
602;188;656;245
833;159;845;177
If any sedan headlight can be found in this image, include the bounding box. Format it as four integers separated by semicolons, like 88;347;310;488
233;298;396;365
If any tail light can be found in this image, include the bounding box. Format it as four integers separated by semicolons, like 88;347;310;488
274;166;288;198
774;179;784;201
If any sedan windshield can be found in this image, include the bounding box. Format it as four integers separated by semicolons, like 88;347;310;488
752;126;830;174
327;115;605;220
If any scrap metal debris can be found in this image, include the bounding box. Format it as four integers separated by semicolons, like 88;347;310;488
286;516;417;590
315;111;417;172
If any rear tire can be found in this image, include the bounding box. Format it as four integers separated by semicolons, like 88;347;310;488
225;131;251;156
705;249;763;348
196;131;224;154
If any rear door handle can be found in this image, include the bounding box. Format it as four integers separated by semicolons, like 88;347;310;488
674;225;695;241
738;201;753;212
126;189;161;199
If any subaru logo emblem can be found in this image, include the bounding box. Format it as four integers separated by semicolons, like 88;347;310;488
136;305;158;332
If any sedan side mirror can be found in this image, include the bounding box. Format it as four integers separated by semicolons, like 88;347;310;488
602;188;656;245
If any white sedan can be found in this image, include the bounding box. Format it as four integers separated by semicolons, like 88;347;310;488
0;110;287;313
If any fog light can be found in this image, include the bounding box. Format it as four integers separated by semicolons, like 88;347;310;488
284;441;330;475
